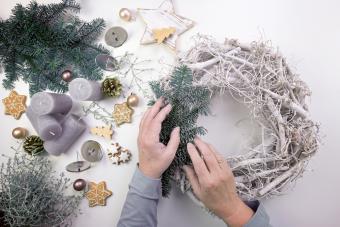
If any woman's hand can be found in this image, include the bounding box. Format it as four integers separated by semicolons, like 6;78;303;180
183;137;254;227
138;97;180;179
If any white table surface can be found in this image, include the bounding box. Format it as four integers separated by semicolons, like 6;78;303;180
1;0;340;227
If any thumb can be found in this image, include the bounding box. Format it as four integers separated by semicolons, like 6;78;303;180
183;165;200;196
165;127;180;159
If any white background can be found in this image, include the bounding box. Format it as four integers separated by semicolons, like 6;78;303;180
1;0;340;227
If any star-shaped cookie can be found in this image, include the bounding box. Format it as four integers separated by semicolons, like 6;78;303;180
107;143;132;165
112;102;133;126
138;0;194;51
85;181;112;207
2;90;27;119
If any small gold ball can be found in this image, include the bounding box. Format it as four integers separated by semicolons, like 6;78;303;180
61;70;73;82
127;93;139;107
12;127;28;139
119;8;132;22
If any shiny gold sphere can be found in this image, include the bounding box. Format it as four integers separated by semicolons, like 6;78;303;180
61;70;73;82
127;93;139;107
12;127;28;139
119;8;132;22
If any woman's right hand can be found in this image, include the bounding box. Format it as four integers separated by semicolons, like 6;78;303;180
183;137;254;227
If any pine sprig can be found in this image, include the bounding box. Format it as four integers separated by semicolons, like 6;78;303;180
149;65;211;196
0;0;109;96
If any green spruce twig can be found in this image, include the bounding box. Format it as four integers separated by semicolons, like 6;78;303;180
0;0;108;96
149;65;211;196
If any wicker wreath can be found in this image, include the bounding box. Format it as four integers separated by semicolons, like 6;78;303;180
169;35;320;205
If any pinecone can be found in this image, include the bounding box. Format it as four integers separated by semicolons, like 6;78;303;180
102;78;122;97
23;135;45;156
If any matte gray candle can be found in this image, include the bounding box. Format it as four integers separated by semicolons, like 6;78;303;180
30;92;73;115
69;78;102;101
26;106;39;132
26;106;64;141
37;115;63;141
43;114;86;156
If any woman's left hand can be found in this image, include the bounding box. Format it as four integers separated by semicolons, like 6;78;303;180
137;97;180;179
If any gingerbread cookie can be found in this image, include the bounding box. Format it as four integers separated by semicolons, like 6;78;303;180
112;102;133;126
85;181;112;207
90;125;113;140
2;90;27;119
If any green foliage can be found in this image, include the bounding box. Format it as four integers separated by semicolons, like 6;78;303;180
0;152;82;226
149;65;211;196
0;0;109;96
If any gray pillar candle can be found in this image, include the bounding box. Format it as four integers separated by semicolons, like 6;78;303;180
26;106;39;132
37;115;63;141
69;78;102;101
30;92;73;115
26;106;64;141
43;114;86;156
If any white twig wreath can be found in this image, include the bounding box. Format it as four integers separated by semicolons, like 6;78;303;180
174;35;319;205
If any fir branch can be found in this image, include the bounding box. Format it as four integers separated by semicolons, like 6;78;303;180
149;65;211;196
38;0;80;24
0;0;108;96
71;18;106;46
2;52;18;90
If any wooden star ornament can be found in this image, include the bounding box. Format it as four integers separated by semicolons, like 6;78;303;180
85;181;112;207
138;0;194;51
112;102;133;126
2;90;27;119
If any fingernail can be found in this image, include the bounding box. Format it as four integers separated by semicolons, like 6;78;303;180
174;126;180;132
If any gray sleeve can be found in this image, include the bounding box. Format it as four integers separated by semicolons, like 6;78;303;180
117;168;271;227
117;167;161;227
244;200;272;227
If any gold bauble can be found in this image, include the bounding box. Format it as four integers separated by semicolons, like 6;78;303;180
61;70;73;82
119;8;132;22
12;127;28;139
127;93;139;107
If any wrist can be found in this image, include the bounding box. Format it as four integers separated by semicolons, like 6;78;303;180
138;163;161;179
221;198;254;227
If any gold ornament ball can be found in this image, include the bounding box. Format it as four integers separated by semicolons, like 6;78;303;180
61;70;73;82
12;127;28;139
119;8;132;22
127;93;139;107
